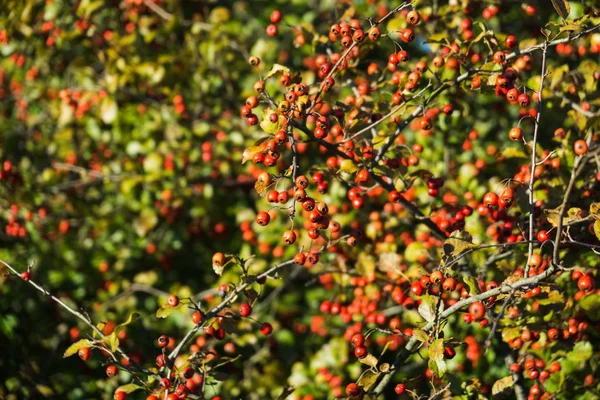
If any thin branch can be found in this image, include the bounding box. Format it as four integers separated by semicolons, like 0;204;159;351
168;259;296;361
524;42;548;277
372;264;557;395
0;258;154;379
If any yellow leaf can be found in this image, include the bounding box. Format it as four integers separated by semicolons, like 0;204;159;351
63;339;94;358
241;146;262;164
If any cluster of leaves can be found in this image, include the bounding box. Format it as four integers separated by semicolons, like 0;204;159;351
0;0;600;399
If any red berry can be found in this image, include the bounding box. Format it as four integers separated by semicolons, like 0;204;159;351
260;322;273;335
239;303;253;317
536;230;549;242
167;295;180;307
395;383;406;394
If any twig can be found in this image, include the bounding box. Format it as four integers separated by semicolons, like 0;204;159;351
0;258;154;379
168;259;296;361
484;289;515;351
524;42;548;277
371;263;557;395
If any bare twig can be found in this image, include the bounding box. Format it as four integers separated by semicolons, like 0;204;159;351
524;42;548;277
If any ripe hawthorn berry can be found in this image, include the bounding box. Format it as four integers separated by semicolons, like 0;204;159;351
106;365;118;378
20;271;31;281
368;27;381;41
270;10;282;24
410;281;423;296
354;345;367;358
483;192;499;208
536;230;549;242
78;347;91;361
574;139;588;155
239;303;252;317
395;383;406;394
350;333;365;348
518;93;530;107
345;383;362;398
160;377;172;389
282;230;297;245
577;274;594;292
157;334;170;348
114;391;127;400
505;34;518;48
255;211;270;226
260;322;273;335
192;311;204;325
469;301;485;320
406;10;420;24
509;127;523;141
167;295;180;307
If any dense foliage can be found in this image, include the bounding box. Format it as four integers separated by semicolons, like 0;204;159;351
1;0;600;399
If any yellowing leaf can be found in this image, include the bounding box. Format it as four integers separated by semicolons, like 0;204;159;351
265;64;291;80
100;97;118;124
551;0;571;20
115;384;143;394
357;370;380;391
412;328;430;343
590;202;600;216
500;147;528;159
339;159;358;174
358;353;378;369
254;180;267;197
492;376;515;397
463;275;480;296
241;146;262;164
63;339;94;358
443;230;475;258
594;220;600;241
103;332;119;352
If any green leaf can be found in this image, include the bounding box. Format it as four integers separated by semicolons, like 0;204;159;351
500;147;528;159
156;299;191;318
339;159;358;174
537;290;564;306
412;328;430;343
115;313;140;335
260;108;283;134
103;332;119;352
429;339;444;361
115;383;143;394
551;0;571;19
501;327;521;343
428;357;447;377
566;341;592;364
492;376;514;398
580;294;600;320
133;208;158;237
63;339;94;358
463;275;480;296
418;294;442;323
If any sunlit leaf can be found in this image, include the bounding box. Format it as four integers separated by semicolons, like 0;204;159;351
492;376;514;397
63;339;94;358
